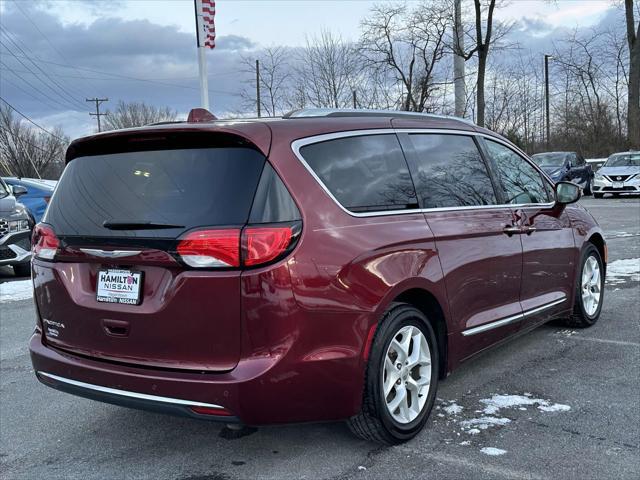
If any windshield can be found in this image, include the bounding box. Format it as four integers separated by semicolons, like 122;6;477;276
531;153;568;167
604;153;640;168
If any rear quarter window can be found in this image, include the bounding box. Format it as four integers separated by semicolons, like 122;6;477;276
298;134;418;213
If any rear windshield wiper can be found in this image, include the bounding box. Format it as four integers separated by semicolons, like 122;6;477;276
103;221;185;230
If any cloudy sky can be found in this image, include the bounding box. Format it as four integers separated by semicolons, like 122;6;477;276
0;0;628;139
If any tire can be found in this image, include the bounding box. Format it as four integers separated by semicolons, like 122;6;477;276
347;303;439;444
564;244;604;328
594;193;604;199
584;179;592;196
12;263;31;277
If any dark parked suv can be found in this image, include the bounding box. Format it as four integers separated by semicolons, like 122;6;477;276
30;109;606;444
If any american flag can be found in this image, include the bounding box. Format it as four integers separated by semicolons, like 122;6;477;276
196;0;216;49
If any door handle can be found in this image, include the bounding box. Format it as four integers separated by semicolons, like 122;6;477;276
503;226;522;236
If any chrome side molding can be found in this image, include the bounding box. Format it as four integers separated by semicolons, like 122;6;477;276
462;297;567;337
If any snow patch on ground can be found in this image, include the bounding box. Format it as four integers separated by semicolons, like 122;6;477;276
0;280;33;303
443;402;463;415
606;258;640;285
481;447;507;456
442;393;571;435
460;416;511;431
481;394;571;415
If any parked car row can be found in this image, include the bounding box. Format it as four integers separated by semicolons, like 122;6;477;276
0;177;57;277
0;177;34;277
531;150;640;199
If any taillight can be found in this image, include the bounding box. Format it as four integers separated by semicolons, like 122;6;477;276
177;229;241;268
176;223;299;269
32;223;60;260
244;226;293;266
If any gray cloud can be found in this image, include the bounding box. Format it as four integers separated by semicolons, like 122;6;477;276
1;3;255;134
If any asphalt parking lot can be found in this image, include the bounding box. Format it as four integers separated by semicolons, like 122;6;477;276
1;196;639;480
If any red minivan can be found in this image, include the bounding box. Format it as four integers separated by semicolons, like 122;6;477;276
29;109;606;444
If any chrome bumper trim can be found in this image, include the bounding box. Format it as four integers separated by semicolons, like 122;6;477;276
37;371;224;409
462;297;567;336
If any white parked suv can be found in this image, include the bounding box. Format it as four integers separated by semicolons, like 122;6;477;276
592;151;640;198
0;177;33;276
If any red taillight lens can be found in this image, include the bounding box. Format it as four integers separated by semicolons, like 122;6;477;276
244;226;293;266
177;229;241;268
32;224;60;260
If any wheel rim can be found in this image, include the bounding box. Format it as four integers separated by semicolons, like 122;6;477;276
581;255;602;317
382;325;432;424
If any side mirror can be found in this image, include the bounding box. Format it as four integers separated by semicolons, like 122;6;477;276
555;181;581;205
12;185;27;197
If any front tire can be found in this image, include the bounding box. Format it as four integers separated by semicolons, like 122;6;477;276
12;263;30;277
348;304;439;444
564;244;604;328
594;193;604;199
584;179;592;196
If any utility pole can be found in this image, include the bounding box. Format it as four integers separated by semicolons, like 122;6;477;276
544;54;552;148
453;0;465;118
86;98;108;132
256;59;261;118
352;90;357;109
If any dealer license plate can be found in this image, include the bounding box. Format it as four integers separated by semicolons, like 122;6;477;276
96;269;143;305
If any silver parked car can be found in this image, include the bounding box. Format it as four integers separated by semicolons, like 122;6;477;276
592;151;640;198
0;177;33;276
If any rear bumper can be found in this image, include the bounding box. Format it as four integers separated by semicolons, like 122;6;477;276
36;371;239;423
29;329;364;425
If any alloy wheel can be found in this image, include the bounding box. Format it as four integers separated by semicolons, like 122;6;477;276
382;325;432;424
581;255;602;316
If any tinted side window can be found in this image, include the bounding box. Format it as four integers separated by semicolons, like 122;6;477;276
406;134;497;208
299;134;418;213
484;140;551;204
249;163;300;223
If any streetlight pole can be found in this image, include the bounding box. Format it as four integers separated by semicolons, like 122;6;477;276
544;54;552;148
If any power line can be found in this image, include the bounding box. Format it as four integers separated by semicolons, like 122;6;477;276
12;1;97;98
1;50;238;96
0;127;53;154
0;61;72;111
0;97;64;140
0;29;87;110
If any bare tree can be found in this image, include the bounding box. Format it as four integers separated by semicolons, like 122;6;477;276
296;30;358;108
453;0;511;127
0;106;67;179
103;101;178;130
625;0;640;148
359;1;450;112
240;47;292;117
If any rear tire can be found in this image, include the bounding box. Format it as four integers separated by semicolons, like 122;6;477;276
564;244;604;328
348;304;439;444
12;263;30;277
584;179;592;196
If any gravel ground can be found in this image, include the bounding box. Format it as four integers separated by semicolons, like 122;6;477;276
1;195;639;480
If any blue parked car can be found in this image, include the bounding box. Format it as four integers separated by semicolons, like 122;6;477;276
2;177;56;223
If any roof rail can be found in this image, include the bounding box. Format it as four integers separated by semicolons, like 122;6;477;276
283;108;476;125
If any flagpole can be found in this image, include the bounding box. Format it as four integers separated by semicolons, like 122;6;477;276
194;0;210;110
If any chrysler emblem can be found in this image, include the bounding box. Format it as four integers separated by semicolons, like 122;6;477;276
80;248;141;258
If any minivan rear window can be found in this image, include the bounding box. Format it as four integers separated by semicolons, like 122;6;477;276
44;147;265;238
